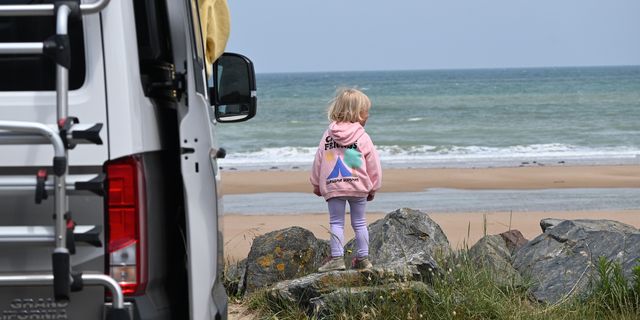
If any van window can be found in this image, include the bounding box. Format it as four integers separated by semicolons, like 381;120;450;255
133;0;172;64
0;6;86;91
133;0;176;100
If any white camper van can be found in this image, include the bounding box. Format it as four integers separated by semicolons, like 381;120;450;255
0;0;255;319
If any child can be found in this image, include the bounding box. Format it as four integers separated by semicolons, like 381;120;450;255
310;88;382;272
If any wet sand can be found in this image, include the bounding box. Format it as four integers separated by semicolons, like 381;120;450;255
221;165;640;195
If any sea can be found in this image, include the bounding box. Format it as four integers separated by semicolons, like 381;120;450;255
217;66;640;214
217;65;640;170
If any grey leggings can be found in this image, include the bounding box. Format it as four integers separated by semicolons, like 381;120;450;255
327;197;369;258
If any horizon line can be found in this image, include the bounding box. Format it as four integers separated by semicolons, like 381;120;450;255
255;63;640;76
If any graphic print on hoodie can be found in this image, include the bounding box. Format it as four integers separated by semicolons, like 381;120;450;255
310;122;382;200
325;137;360;183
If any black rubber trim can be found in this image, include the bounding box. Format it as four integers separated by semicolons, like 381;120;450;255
75;173;106;196
106;308;130;320
66;229;76;255
53;157;67;176
74;226;103;248
0;166;100;175
71;123;103;145
65;214;76;254
98;13;112;160
180;147;195;154
58;117;79;149
52;252;70;301
43;35;71;69
70;271;83;292
35;169;48;204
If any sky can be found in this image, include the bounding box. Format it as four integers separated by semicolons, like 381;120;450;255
225;0;640;74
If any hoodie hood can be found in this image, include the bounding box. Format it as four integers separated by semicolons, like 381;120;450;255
328;121;365;146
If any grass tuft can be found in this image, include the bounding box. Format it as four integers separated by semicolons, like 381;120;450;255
233;254;640;319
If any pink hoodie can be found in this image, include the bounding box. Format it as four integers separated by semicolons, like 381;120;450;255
310;121;382;200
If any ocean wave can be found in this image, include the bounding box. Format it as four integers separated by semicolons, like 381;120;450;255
218;144;640;168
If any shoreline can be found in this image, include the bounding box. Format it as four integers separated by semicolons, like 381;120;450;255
218;149;640;173
221;164;640;195
222;209;640;262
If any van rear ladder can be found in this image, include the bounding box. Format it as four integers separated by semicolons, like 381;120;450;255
0;1;129;319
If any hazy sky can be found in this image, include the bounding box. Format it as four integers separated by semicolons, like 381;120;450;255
225;0;640;74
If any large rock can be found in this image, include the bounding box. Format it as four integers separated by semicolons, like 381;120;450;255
468;234;523;287
513;219;640;303
243;226;330;293
499;229;528;254
267;266;430;317
345;208;451;280
309;281;432;318
269;265;418;306
539;218;564;232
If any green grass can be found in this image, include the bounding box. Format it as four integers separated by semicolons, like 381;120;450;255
234;253;640;320
586;257;640;319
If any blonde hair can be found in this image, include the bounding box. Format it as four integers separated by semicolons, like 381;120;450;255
327;88;371;123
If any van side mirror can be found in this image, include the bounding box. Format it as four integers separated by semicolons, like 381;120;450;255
210;53;257;123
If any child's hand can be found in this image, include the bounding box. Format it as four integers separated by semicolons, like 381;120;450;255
313;185;321;197
367;192;375;201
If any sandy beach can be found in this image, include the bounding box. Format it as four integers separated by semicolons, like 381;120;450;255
221;165;640;262
221;165;640;194
223;210;640;262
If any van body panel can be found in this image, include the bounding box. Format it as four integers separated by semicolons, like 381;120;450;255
0;174;105;320
0;14;107;167
0;192;104;273
0;10;107;313
101;0;162;160
0;286;103;319
169;0;227;317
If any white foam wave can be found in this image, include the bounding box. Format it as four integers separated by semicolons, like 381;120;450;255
219;147;317;167
218;144;640;169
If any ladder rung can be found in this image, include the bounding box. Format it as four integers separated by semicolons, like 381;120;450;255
0;123;103;146
0;4;53;17
0;43;44;55
0;174;102;195
0;273;127;313
0;225;102;247
0;0;111;17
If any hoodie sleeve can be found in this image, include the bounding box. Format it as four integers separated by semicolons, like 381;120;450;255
310;147;321;187
363;135;382;192
310;133;325;187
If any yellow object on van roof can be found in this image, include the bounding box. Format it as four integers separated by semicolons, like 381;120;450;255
198;0;230;76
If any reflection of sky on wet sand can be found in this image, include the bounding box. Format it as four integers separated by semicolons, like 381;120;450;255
222;188;640;215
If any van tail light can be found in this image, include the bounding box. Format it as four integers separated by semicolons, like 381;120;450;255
105;156;147;296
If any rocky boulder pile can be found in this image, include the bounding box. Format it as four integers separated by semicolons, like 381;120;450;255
226;208;640;316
